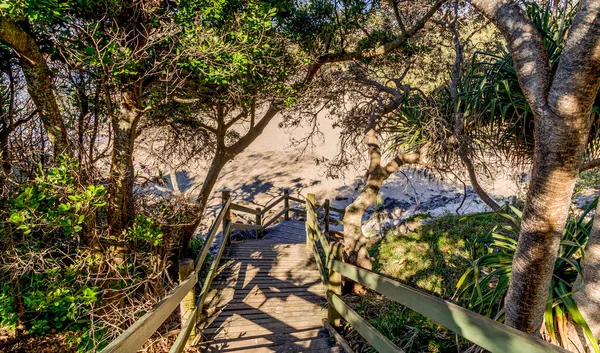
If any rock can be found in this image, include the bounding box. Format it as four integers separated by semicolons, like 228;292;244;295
229;224;259;242
361;198;416;238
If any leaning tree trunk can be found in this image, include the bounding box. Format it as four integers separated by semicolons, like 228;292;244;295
343;167;385;272
457;145;500;211
574;199;600;341
343;116;420;278
107;90;142;237
179;150;230;254
0;20;71;156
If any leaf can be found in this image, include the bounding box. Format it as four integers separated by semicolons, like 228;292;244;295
557;281;600;353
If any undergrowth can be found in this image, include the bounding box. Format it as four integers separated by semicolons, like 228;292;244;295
342;212;499;352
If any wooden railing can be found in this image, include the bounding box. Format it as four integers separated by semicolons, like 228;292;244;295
100;190;303;353
303;194;571;353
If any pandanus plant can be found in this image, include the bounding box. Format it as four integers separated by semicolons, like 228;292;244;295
455;199;600;352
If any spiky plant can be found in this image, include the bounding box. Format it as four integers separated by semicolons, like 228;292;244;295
455;200;600;352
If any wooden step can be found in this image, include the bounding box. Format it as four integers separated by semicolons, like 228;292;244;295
199;336;335;352
204;319;326;335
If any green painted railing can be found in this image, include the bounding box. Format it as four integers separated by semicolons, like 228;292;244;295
304;193;570;353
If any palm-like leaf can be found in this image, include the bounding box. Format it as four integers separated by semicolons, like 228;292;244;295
455;199;599;352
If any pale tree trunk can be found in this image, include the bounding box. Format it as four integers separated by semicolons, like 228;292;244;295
343;96;420;275
574;199;600;340
471;0;600;334
108;89;142;236
0;20;71;156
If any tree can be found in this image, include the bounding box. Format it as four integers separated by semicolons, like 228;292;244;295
0;16;71;157
469;0;600;334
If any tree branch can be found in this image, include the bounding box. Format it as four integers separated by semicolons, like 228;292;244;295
469;0;552;115
304;0;447;83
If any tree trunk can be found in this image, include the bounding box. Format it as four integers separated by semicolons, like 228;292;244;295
574;199;600;340
470;0;600;335
458;146;501;211
343;168;384;272
505;108;586;333
0;20;71;156
343;111;420;279
0;131;10;179
179;151;230;255
107;90;142;236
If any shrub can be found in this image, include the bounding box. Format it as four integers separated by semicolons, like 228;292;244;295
456;201;600;352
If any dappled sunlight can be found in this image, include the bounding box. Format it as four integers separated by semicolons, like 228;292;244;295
198;220;332;352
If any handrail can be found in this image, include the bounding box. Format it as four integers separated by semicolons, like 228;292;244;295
101;190;298;352
330;260;569;353
328;293;400;352
100;272;198;353
170;220;232;353
262;208;287;228
303;193;569;353
230;203;262;215
261;194;287;215
288;196;305;203
194;197;232;272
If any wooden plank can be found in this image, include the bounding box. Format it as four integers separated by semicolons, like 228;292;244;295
260;194;287;215
231;203;262;215
231;223;263;231
194;197;232;272
329;206;346;215
328;293;403;352
315;227;330;256
289;207;306;215
331;260;571;353
309;238;328;291
100;273;198;353
262;208;288;228
323;319;355;353
288;196;305;204
197;221;233;313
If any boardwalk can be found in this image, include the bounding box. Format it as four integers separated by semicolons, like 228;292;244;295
199;220;341;352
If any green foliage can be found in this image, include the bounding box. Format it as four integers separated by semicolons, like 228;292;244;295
6;155;105;238
0;284;17;330
351;213;498;351
347;295;458;353
456;201;600;352
128;215;163;246
575;168;600;195
371;213;497;297
188;236;205;255
21;283;98;336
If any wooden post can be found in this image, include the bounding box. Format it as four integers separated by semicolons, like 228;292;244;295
306;193;316;250
324;199;330;236
222;190;231;245
255;207;263;239
284;189;290;220
179;258;196;343
327;242;343;329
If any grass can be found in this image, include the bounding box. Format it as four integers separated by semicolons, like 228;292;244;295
342;212;499;352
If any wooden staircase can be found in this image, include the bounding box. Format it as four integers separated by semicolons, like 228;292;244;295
198;220;340;352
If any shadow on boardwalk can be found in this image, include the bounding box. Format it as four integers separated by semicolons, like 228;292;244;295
195;220;341;353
